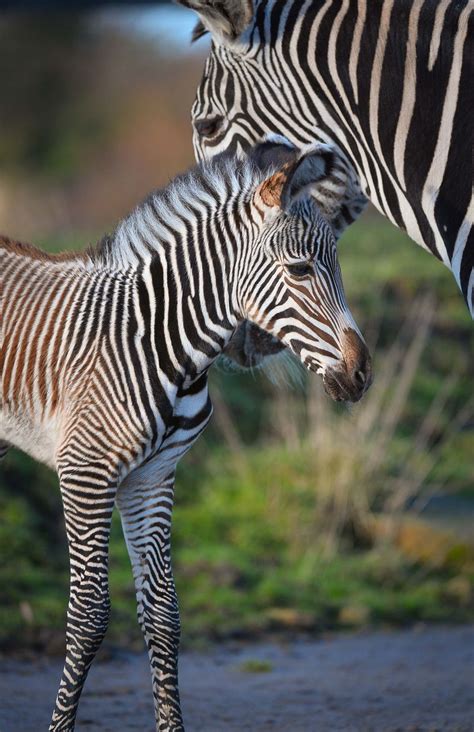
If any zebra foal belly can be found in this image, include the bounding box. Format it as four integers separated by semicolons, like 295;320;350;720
0;408;60;469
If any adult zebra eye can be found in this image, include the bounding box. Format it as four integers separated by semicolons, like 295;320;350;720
194;116;224;138
286;261;314;278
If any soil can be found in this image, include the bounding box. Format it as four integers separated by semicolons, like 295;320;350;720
1;626;473;732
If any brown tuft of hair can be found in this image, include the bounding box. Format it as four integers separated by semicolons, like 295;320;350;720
0;235;86;263
258;170;288;208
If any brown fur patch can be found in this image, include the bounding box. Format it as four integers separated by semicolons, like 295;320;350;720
342;328;369;372
0;235;86;263
242;0;254;32
257;170;288;208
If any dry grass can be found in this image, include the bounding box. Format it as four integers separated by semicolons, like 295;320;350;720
211;294;473;554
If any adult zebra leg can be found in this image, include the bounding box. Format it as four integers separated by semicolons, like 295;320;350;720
49;461;116;732
117;470;183;732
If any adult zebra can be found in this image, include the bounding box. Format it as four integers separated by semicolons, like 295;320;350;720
1;140;371;731
179;0;474;316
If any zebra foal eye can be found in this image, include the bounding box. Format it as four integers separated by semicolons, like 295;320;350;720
194;116;224;138
286;261;314;278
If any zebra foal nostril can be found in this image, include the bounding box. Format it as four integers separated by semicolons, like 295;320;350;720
351;352;373;395
354;365;372;394
322;328;374;403
323;357;372;403
354;369;366;388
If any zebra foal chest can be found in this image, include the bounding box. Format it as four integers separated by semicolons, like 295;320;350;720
0;411;61;469
120;383;213;490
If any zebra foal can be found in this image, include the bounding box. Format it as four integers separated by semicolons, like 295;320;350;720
1;139;371;731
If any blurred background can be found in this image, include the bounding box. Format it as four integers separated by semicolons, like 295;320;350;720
0;4;473;655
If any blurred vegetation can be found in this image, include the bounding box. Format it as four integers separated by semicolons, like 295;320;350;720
0;12;202;241
0;14;472;654
1;218;473;653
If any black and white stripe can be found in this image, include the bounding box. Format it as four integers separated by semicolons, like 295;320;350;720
182;0;474;315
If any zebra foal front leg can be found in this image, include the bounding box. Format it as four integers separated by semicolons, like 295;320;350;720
117;471;183;731
49;457;116;731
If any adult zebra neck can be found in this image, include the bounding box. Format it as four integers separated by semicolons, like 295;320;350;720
279;0;473;271
188;0;474;315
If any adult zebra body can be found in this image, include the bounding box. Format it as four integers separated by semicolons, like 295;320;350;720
0;140;371;731
180;0;474;316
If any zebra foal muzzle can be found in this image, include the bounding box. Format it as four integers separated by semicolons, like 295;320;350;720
323;329;372;403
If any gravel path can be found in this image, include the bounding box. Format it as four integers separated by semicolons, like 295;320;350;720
1;626;473;731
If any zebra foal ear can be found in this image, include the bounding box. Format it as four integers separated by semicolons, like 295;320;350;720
280;145;335;211
250;135;300;172
254;141;336;217
175;0;254;43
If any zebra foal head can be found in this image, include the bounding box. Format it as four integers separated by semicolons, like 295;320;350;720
235;138;371;402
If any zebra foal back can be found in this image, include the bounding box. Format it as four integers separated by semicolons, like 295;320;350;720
1;237;110;467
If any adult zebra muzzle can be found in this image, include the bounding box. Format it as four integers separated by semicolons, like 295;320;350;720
323;329;373;403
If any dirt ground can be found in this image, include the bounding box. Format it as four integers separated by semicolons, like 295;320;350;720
1;626;473;732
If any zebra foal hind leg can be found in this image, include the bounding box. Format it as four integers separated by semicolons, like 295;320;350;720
49;452;117;731
117;469;184;732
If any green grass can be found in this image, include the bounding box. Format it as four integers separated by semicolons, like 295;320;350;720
1;213;473;652
2;443;472;651
239;660;274;673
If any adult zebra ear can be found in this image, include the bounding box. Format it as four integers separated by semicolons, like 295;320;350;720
175;0;254;43
253;139;336;219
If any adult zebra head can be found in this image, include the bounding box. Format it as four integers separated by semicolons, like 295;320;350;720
178;0;318;160
179;0;474;317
